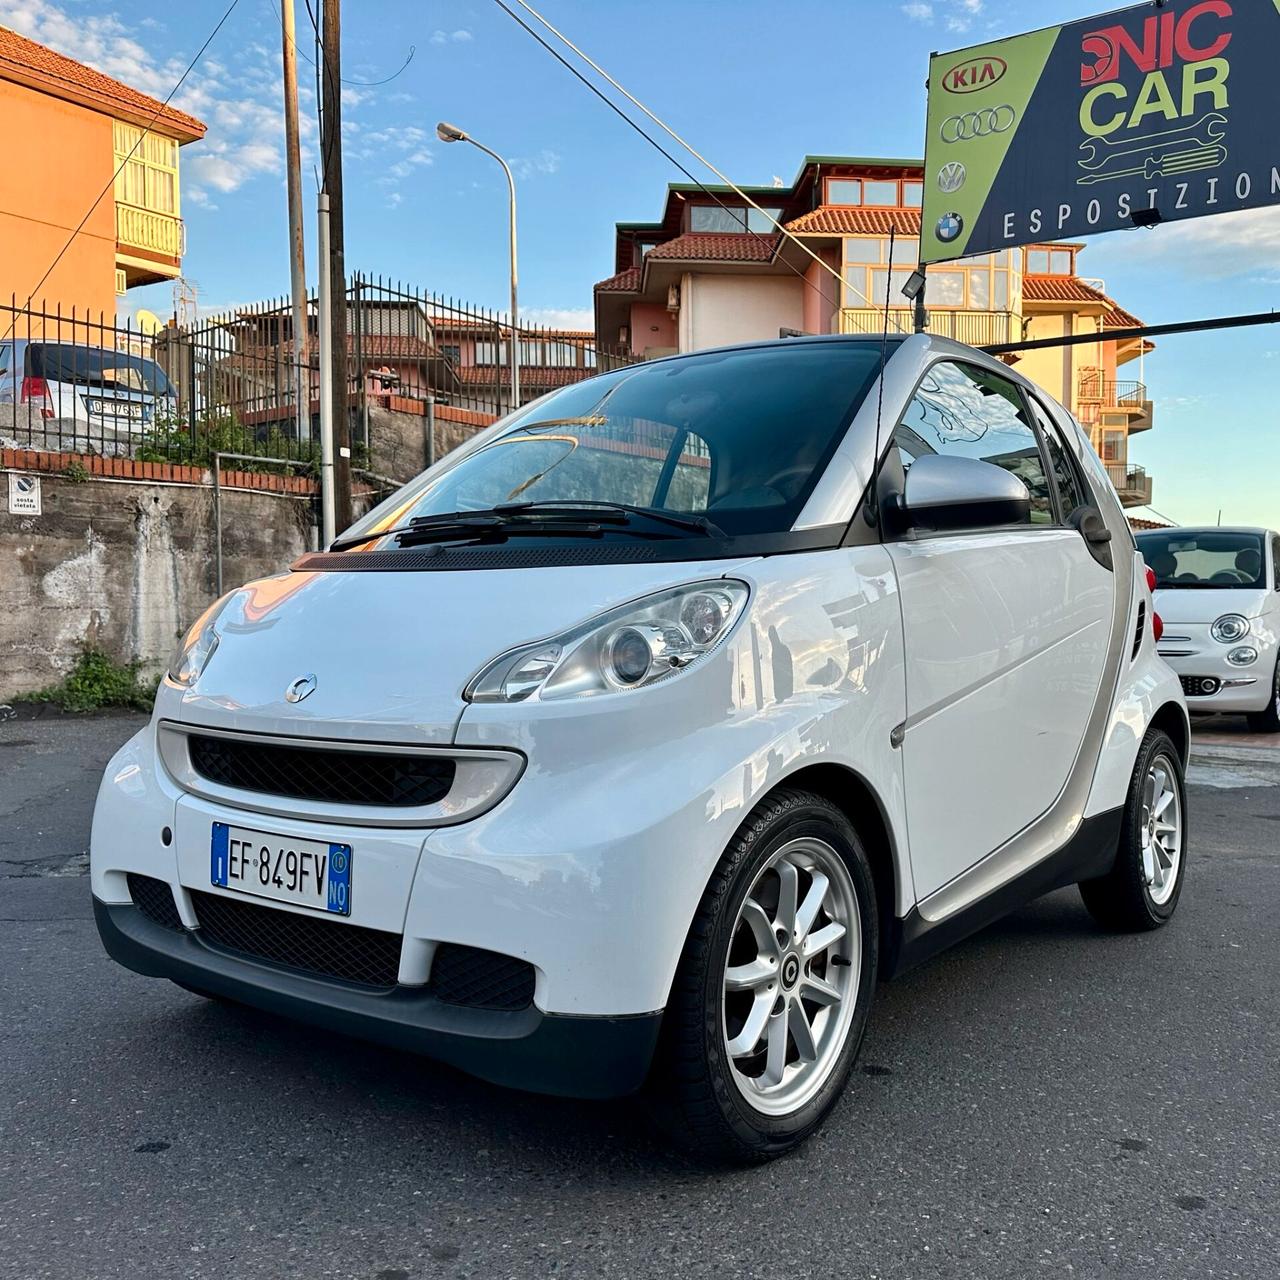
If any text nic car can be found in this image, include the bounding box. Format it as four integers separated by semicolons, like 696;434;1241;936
91;334;1189;1161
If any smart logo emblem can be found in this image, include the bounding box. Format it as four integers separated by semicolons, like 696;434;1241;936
285;673;318;703
937;161;967;193
935;212;964;243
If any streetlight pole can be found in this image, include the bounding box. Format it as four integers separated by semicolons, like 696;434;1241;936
436;122;519;411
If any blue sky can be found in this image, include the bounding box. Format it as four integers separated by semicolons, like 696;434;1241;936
3;0;1276;527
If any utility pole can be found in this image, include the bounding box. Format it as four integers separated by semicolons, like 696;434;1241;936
280;0;309;443
320;0;352;530
317;193;336;548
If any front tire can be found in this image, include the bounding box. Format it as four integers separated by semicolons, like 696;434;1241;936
649;789;878;1164
1245;654;1280;733
1080;728;1187;931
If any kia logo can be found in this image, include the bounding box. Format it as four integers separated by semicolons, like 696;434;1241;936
285;673;318;703
940;104;1017;143
941;55;1007;94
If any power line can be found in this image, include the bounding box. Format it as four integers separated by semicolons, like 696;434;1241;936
489;0;903;334
270;0;414;85
8;0;241;326
500;0;907;332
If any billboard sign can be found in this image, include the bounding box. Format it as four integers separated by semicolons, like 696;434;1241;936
920;0;1280;263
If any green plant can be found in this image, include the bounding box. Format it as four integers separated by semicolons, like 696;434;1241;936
18;650;158;713
63;459;90;484
136;408;325;477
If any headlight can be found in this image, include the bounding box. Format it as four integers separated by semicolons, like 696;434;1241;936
1211;614;1250;643
168;592;235;687
466;581;749;703
1227;646;1259;666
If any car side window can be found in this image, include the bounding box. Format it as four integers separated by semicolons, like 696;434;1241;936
1273;536;1280;591
1028;397;1088;517
0;343;9;376
893;361;1054;524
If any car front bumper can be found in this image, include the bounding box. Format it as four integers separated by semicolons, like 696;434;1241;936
94;896;661;1098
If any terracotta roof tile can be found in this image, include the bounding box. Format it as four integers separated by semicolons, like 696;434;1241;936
457;365;593;389
1023;275;1145;330
645;232;778;262
784;206;922;235
594;266;641;293
0;24;205;140
1128;516;1170;530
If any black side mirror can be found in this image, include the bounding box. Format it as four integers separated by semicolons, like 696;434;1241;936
896;454;1030;533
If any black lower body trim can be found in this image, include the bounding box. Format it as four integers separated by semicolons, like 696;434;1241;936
95;899;661;1100
884;807;1123;979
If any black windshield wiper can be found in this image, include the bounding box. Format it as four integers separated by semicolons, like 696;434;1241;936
329;511;615;552
492;500;726;539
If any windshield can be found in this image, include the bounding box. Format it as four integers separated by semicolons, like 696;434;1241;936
345;341;894;546
24;343;173;397
1137;530;1266;589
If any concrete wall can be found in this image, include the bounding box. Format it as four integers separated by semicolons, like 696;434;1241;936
679;274;806;352
0;78;116;319
1;471;311;696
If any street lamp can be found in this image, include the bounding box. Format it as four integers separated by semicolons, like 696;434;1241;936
436;120;520;410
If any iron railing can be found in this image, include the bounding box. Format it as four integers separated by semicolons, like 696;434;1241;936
1078;371;1147;406
0;281;636;466
840;307;1021;346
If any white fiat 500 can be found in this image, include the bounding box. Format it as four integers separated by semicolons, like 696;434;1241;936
93;335;1189;1162
1136;526;1280;733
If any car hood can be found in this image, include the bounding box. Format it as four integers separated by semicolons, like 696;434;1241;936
173;557;758;744
1152;585;1269;625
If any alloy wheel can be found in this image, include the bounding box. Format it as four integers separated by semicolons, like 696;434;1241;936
721;837;862;1116
1140;752;1182;906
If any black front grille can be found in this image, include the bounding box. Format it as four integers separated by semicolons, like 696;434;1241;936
1180;675;1221;698
191;890;402;988
429;943;535;1011
188;734;455;808
128;873;183;931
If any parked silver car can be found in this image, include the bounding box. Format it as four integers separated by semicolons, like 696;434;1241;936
0;338;176;436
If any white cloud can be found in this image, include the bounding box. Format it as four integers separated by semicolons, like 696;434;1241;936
451;29;473;42
511;149;561;180
903;0;983;29
430;28;472;45
1087;207;1280;281
522;307;594;331
901;2;933;20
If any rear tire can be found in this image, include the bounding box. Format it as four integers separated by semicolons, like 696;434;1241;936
1080;728;1187;931
1245;655;1280;733
648;789;878;1164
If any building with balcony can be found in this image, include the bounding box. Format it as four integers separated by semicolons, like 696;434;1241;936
0;24;205;319
595;155;1157;507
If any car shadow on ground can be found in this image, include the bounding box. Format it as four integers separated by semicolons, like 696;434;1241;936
140;885;1114;1178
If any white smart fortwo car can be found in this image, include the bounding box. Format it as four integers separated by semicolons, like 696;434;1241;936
93;334;1189;1162
1136;527;1280;733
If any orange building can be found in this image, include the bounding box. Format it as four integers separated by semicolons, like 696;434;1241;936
0;25;205;319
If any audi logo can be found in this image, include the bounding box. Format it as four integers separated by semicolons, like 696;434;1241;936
940;105;1016;143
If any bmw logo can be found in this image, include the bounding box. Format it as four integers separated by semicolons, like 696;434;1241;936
936;211;964;243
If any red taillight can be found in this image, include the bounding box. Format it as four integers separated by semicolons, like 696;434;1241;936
1152;611;1164;644
1145;566;1157;593
20;376;53;418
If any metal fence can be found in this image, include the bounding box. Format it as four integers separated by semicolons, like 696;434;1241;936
0;280;635;467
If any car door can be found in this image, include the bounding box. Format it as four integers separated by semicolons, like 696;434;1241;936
883;360;1116;900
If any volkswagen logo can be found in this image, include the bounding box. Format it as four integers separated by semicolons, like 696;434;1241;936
940;104;1016;143
285;673;318;703
935;211;964;243
937;161;967;193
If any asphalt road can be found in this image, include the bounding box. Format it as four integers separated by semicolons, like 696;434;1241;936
2;710;1277;1280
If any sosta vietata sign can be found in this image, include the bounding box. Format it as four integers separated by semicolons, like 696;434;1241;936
920;0;1280;264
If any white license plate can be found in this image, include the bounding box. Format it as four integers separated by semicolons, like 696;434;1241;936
210;822;351;915
88;398;143;418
